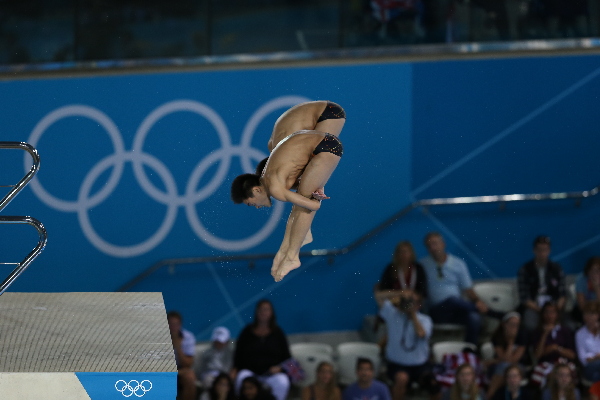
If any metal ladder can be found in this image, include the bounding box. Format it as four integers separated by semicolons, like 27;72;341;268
0;142;47;295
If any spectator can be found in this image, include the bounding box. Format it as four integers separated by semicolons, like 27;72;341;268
420;231;488;345
342;357;392;400
233;299;291;400
541;364;580;400
374;240;428;304
376;288;438;400
200;372;236;400
517;235;566;332
240;376;276;400
490;364;532;400
301;361;341;400
590;381;600;400
167;310;197;400
573;256;600;322
530;302;576;387
440;363;484;400
575;301;600;382
198;326;234;387
486;312;528;399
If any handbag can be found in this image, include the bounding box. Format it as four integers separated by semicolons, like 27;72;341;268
280;358;306;384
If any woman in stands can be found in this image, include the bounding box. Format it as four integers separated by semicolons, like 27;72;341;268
490;364;531;400
441;363;484;400
239;376;276;400
541;364;580;400
301;361;341;400
573;256;600;322
374;241;428;303
201;372;236;400
232;299;292;400
485;312;528;399
532;302;576;363
530;302;576;388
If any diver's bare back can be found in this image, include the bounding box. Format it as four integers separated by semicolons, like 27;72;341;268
268;101;328;151
263;131;326;190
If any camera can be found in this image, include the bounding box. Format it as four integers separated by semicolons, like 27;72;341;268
399;296;414;312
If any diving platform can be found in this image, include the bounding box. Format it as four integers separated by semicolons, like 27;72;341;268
0;292;177;399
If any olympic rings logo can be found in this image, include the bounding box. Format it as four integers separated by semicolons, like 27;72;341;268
115;379;152;397
26;95;310;257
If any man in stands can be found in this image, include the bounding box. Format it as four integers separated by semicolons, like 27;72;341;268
517;235;566;332
168;311;197;400
420;232;488;345
375;289;439;400
342;358;391;400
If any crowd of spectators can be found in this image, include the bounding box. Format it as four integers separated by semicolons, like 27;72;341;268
1;0;597;65
168;232;600;400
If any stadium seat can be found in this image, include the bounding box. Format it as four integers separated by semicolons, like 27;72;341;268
336;342;381;386
193;342;212;388
290;343;334;386
473;281;517;335
480;341;494;361
473;282;517;312
431;341;477;363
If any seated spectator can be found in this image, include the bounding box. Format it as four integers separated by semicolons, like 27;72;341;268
485;312;528;399
573;256;600;323
301;361;341;400
376;288;438;400
198;326;234;387
517;235;566;332
342;358;391;400
575;301;600;382
240;376;276;400
200;372;236;400
590;381;600;400
233;299;291;400
420;232;488;345
541;364;580;400
530;302;576;387
369;0;422;42
374;240;428;304
167;310;197;400
440;363;484;400
490;364;532;400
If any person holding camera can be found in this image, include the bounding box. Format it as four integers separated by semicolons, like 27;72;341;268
376;289;439;400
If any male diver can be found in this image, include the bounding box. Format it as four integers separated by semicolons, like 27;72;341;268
231;101;346;282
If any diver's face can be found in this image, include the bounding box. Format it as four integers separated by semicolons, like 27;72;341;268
243;188;271;209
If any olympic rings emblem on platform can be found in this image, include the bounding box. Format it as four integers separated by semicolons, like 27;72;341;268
115;379;153;397
26;95;310;257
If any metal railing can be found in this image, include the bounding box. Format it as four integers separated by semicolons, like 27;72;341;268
117;183;599;292
0;142;47;295
0;142;40;212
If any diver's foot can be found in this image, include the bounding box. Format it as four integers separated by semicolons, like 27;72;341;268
301;230;313;247
272;257;301;282
272;251;285;276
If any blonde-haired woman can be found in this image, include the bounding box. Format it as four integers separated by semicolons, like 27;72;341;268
441;363;484;400
301;362;341;400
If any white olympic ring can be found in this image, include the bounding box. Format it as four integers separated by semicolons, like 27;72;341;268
26;95;310;256
115;379;153;397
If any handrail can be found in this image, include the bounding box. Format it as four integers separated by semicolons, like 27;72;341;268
0;142;41;212
0;216;47;295
117;184;600;292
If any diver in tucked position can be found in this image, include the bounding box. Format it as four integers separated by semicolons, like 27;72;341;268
231;101;345;282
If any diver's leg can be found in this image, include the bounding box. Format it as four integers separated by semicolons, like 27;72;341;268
271;152;340;281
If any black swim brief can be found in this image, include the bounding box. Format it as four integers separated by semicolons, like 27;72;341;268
317;101;346;122
312;134;343;157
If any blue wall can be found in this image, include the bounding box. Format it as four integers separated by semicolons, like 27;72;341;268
1;54;599;340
